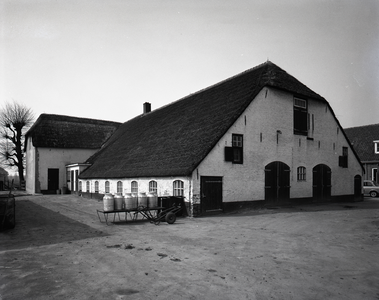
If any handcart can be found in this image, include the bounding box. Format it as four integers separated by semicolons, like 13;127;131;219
0;182;16;231
137;204;182;225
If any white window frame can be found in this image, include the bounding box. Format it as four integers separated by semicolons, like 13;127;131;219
297;166;306;181
149;180;157;193
86;181;90;192
117;181;123;194
105;181;110;193
131;181;138;194
374;141;379;154
95;181;99;193
173;180;184;196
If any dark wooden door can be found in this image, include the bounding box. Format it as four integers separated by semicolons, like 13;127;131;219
48;168;59;191
312;164;331;201
354;175;362;198
200;176;223;213
264;161;290;203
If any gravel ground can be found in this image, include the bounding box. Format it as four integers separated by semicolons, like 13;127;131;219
1;194;378;300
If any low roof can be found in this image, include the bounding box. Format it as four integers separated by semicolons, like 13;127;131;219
345;123;379;162
25;114;121;150
0;167;8;176
80;61;329;179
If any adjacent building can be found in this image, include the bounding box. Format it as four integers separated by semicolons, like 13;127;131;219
73;61;363;215
24;114;121;194
345;123;379;183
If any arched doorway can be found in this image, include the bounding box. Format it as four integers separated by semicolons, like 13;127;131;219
264;161;290;203
354;175;362;200
312;164;331;202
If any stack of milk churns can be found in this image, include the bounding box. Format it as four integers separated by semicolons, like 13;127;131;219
103;192;158;211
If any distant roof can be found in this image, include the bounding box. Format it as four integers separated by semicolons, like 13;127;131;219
345;123;379;162
26;114;121;149
0;167;8;175
79;61;328;179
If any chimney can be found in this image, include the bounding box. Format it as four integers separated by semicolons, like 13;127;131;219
143;102;151;114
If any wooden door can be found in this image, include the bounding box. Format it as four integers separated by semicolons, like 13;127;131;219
48;168;59;192
312;164;331;201
200;176;223;213
264;161;290;203
354;175;362;198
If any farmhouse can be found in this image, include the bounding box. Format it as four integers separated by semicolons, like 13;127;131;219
73;61;363;216
24;114;121;194
345;123;379;183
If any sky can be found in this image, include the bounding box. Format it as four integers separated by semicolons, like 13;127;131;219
1;0;378;129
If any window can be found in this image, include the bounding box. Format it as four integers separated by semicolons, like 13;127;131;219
79;181;82;191
117;181;123;194
149;180;157;193
339;147;348;168
373;168;378;182
95;181;99;193
173;180;184;196
374;141;379;154
131;181;138;194
105;181;110;193
225;134;243;164
86;181;90;193
297;167;306;181
294;97;308;135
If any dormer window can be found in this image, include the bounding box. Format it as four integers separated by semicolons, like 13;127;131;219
294;97;308;136
374;141;379;154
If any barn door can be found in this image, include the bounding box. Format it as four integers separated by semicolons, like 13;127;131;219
265;161;290;203
48;168;59;192
200;176;223;213
312;164;331;202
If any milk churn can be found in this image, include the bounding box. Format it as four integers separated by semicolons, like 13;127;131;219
103;193;114;211
114;193;124;210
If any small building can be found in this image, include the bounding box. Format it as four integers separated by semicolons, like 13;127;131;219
345;123;379;183
24;114;121;194
77;61;363;215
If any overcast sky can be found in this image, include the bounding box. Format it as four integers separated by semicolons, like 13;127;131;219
1;0;378;128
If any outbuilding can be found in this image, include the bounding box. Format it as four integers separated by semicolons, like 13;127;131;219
24;114;120;194
345;123;379;184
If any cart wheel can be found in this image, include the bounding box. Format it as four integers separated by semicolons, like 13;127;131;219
165;212;176;224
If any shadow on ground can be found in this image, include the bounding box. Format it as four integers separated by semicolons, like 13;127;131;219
0;200;108;251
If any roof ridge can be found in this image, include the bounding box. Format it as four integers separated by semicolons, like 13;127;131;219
133;61;272;120
345;123;379;130
38;113;122;125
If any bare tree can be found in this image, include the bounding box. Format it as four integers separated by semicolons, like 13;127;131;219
0;101;34;187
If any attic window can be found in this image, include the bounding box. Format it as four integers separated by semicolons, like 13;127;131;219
225;134;243;164
294;97;308;136
339;146;348;168
375;141;379;154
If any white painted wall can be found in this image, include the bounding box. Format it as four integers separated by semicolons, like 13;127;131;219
79;176;191;201
25;137;37;194
192;87;363;203
25;138;98;193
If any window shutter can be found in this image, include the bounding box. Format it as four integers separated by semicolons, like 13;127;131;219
224;147;234;162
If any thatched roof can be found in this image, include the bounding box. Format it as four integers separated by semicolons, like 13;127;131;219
345;123;379;162
79;61;330;179
25;114;121;149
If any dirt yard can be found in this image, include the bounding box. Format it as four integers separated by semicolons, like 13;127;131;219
1;194;378;300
